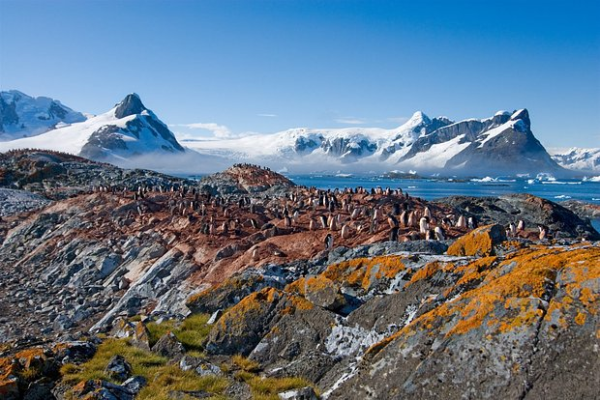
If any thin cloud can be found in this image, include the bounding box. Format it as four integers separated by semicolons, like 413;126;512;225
172;122;232;138
335;117;366;125
257;113;277;117
387;116;410;124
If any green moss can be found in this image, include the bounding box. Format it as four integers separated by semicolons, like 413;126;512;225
60;339;229;400
146;313;211;352
61;339;166;385
235;369;317;400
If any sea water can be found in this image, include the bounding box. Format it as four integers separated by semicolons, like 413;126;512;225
287;174;600;233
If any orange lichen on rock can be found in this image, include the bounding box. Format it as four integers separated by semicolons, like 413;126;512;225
186;274;264;307
305;275;337;292
0;347;48;398
574;312;587;325
406;261;442;287
379;246;599;348
216;287;313;333
454;257;497;287
321;255;406;291
447;224;506;257
285;277;307;297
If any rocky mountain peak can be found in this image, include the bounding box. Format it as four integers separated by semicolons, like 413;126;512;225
114;93;146;119
510;108;530;129
407;110;431;126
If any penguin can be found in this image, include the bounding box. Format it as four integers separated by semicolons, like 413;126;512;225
399;211;408;227
309;218;316;231
392;203;401;216
373;208;380;221
468;216;478;229
324;233;334;250
425;229;434;241
407;211;415;227
419;217;430;234
456;215;467;228
423;206;432;220
329;216;338;231
538;225;548;241
341;224;351;239
517;220;525;231
387;214;399;229
319;215;328;229
389;226;399;242
434;226;445;241
508;222;516;237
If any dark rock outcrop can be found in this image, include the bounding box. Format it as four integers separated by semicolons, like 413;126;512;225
199;164;295;195
436;194;600;240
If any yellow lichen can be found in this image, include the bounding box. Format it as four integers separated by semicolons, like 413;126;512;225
447;224;502;257
574;312;587;325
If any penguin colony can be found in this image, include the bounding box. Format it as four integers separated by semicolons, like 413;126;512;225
87;164;555;267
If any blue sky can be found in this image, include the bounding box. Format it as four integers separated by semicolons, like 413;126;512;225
1;0;598;148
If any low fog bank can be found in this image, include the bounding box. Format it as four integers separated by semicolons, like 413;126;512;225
104;148;581;180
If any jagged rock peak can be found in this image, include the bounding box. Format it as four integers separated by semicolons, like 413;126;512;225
114;93;146;119
510;108;530;129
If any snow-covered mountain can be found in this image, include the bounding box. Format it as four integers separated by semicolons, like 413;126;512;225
0;93;185;164
185;109;566;176
550;148;600;173
0;90;86;140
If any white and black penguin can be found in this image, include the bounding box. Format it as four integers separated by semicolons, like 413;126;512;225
387;214;399;229
419;217;430;234
399;211;408;227
423;206;432;220
341;224;351;239
425;229;434;241
468;216;478;229
508;222;516;237
319;215;328;229
324;233;334;250
389;226;399;242
538;225;548;241
434;226;445;241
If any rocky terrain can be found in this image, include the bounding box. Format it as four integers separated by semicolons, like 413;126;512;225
0;149;193;200
0;151;598;400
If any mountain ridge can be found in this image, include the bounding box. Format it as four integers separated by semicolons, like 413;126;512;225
187;108;568;176
0;92;186;165
0;90;86;140
0;90;581;176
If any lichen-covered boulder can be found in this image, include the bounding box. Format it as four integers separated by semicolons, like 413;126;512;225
205;287;313;356
447;224;506;257
328;245;600;400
